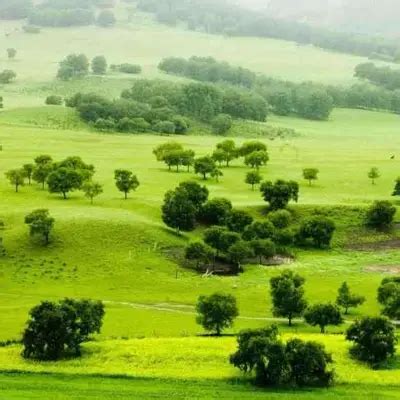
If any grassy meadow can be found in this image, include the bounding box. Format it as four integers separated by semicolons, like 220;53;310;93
0;1;400;398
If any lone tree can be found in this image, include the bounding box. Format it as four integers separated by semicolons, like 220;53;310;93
244;150;269;170
82;181;103;204
270;270;308;326
365;200;396;230
304;303;343;333
47;167;84;199
303;168;319;186
22;299;105;361
196;293;239;336
57;54;89;81
114;169;139;199
91;56;107;75
0;69;17;83
230;326;334;387
336;282;365;315
162;188;197;233
346;317;397;367
7;48;17;59
260;180;299;210
25;209;55;245
22;163;35;185
297;217;336;248
377;277;400;320
5;168;25;192
185;242;214;270
245;171;262;191
194;156;216;180
368;167;380;185
392;177;400;197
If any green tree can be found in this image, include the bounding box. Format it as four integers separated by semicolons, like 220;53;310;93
228;240;254;272
239;141;267;157
196;293;239;336
82;181;103;204
185;242;214;270
268;210;292;229
7;48;16;59
226;209;253;233
210;168;223;182
244;150;269;170
203;227;240;256
57;54;89;81
47;167;84;199
216;139;238;167
0;69;16;83
22;299;105;361
365;200;396;230
162;188;197;233
250;239;276;264
177;181;209;210
346;317;397;367
22;163;35;185
24;209;55;245
114;169;139;199
270;270;308;326
304;303;343;333
303;168;319;186
260;180;299;210
153;141;183;163
392;177;400;197
242;221;275;241
336;282;365;315
33;155;53;189
211;113;232;135
368;167;380;185
245;170;262;190
298;217;336;248
377;277;400;320
194;156;216;180
199;197;232;225
91;56;107;75
5;168;25;192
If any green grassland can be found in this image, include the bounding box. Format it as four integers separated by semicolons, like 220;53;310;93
0;2;400;398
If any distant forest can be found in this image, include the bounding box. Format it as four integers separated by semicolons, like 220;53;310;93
137;0;400;63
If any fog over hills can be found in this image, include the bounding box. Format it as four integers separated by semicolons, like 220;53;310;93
234;0;400;36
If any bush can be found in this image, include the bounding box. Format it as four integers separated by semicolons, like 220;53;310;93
199;198;233;225
0;69;16;83
112;63;142;74
297;216;335;248
154;120;176;134
211;113;232;135
45;95;63;105
346;317;397;367
94;118;116;131
365;200;396;230
196;293;239;336
268;210;291;229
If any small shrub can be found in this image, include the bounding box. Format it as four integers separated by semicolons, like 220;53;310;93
45;95;63;106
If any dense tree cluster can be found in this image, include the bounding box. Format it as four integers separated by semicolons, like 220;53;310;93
110;63;142;75
22;299;105;360
355;63;400;91
230;325;334;387
137;0;400;62
0;69;16;84
0;0;32;20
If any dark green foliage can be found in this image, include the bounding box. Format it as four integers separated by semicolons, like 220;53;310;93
295;89;333;121
230;326;333;387
33;155;53;189
355;62;400;91
7;48;16;59
47;167;84;199
196;293;239;335
22;163;35;184
22;299;105;361
199;198;233;225
153;141;183;162
268;210;291;229
392;177;400;197
365;200;396;230
239;141;267;157
368;167;380;185
185;242;214;270
114;169;139;199
97;10;116;27
346;317;397;366
297;217;336;248
304;303;343;333
194;156;216;180
45;95;63;105
270;270;307;326
94;118;116;131
57;54;89;81
91;56;107;75
154;120;176;134
336;282;365;315
228;240;254;271
162;187;197;233
111;63;142;74
226;210;253;233
250;239;276;264
242;221;275;241
177;181;209;210
244;150;269;170
0;69;16;83
377;277;400;320
203;226;240;256
215;139;238;167
211;113;232;135
82;181;103;204
260;180;299;210
24;209;54;245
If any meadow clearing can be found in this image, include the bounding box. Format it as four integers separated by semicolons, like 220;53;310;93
0;2;400;398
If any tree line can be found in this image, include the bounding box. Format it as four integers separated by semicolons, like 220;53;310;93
159;56;400;118
137;0;400;63
355;62;400;91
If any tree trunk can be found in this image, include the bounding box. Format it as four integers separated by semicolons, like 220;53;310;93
203;173;206;180
42;181;45;190
320;325;325;334
309;180;312;186
63;192;67;199
288;314;292;327
252;184;255;191
15;183;18;193
176;165;179;172
124;191;128;200
345;307;349;315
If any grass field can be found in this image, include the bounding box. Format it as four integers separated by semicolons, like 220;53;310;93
0;2;400;398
